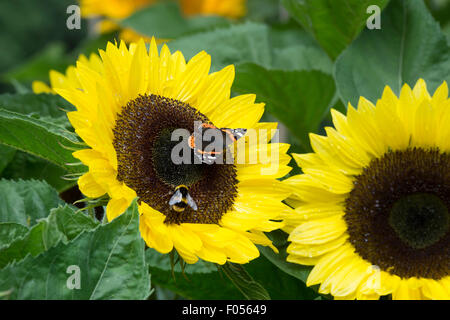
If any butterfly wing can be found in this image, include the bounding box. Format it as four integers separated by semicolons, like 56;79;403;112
192;147;217;165
222;128;247;148
191;124;246;165
203;152;218;165
230;128;247;140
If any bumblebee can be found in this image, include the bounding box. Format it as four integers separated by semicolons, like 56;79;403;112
168;185;198;212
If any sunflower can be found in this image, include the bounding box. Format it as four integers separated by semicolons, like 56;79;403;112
80;0;154;19
80;0;246;44
48;39;291;264
283;79;450;300
181;0;246;18
81;0;246;19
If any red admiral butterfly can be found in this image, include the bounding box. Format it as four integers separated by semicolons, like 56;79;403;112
188;123;247;164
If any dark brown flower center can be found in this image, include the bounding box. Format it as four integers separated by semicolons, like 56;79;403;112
113;94;238;225
389;193;449;250
344;148;450;280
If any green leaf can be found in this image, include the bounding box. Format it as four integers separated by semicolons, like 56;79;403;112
282;0;390;59
0;205;98;269
0;145;16;174
1;151;76;193
0;220;61;269
0;93;77;190
0;93;74;120
233;64;336;150
245;254;318;300
247;0;284;22
259;230;313;283
335;0;450;107
146;249;243;299
272;44;333;74
219;262;271;300
119;2;230;39
269;27;333;73
0;108;83;173
0;223;28;250
169;22;332;73
147;243;317;300
0;179;63;226
0;200;151;300
168;22;272;72
50;205;99;241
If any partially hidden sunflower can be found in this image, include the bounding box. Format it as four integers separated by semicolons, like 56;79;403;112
80;0;246;44
180;0;246;18
283;79;450;299
46;39;292;265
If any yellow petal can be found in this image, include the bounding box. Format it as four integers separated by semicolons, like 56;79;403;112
412;78;431;101
169;51;211;103
106;197;132;221
32;81;54;94
288;216;347;245
140;203;174;253
306;244;354;287
196;64;235;116
78;172;107;198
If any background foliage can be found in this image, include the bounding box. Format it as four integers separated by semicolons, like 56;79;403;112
0;0;449;300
